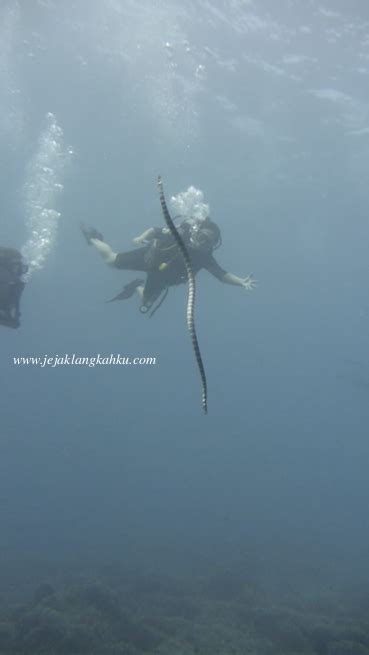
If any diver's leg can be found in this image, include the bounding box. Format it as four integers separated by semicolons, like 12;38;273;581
107;279;145;302
0;280;24;328
113;248;149;272
11;280;24;326
90;238;117;266
87;238;150;270
0;309;19;328
81;223;150;271
80;223;118;265
136;285;144;300
138;273;165;311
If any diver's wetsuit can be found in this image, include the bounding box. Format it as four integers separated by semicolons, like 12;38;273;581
0;248;27;329
113;227;227;309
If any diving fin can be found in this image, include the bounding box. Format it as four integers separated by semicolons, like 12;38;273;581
80;222;104;245
107;279;144;302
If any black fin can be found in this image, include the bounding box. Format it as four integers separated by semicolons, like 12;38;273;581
106;279;144;302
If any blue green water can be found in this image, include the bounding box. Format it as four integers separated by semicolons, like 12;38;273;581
1;2;369;651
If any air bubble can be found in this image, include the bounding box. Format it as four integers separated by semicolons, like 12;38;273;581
21;113;72;279
170;186;210;223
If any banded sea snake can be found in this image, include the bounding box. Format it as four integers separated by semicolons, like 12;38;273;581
157;176;208;414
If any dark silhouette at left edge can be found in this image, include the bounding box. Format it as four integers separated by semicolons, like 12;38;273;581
0;247;28;329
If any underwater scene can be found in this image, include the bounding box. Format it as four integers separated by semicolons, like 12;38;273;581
1;1;369;653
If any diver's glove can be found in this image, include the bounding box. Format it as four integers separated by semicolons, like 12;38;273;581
80;223;104;245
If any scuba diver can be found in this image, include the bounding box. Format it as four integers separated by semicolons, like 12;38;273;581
0;247;28;328
81;216;256;315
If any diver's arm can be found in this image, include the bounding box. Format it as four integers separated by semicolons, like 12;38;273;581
205;256;256;290
132;228;157;246
221;272;256;290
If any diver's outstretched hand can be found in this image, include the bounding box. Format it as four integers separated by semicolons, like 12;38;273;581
80;222;104;245
241;274;257;290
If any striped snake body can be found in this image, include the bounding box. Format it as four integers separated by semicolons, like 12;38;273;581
157;176;208;414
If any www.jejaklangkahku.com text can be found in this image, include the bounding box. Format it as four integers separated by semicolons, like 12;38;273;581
13;354;157;367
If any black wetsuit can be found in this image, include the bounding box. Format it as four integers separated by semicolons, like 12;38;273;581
113;227;227;309
0;248;26;328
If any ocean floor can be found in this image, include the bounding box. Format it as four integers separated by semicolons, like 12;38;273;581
0;563;368;654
